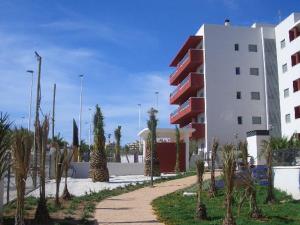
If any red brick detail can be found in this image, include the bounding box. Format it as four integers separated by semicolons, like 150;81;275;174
156;142;186;173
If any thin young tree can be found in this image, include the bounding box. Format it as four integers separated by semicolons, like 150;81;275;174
89;105;109;182
11;128;33;225
34;116;50;224
124;145;130;163
0;113;11;225
62;145;73;200
53;142;65;207
114;126;121;162
209;138;218;198
195;159;207;220
144;108;160;177
237;141;262;218
174;125;180;173
222;144;236;225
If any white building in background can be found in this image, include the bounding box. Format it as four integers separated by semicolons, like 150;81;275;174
275;13;300;139
169;12;300;158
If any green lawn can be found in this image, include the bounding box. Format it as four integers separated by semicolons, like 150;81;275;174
153;181;300;225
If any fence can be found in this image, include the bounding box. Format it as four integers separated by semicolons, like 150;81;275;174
3;151;51;205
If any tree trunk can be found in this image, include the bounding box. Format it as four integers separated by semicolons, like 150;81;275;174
15;177;25;225
265;150;275;204
55;178;60;207
134;152;138;163
223;195;236;225
62;164;71;200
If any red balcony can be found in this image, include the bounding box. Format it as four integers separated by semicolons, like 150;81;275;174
169;49;203;86
289;25;300;42
170;73;204;105
293;78;300;92
170;36;203;67
170;97;205;124
186;122;205;139
295;105;300;119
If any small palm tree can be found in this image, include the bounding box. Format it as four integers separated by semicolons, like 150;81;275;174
89;105;109;182
195;159;207;220
114;126;121;162
222;144;236;225
53;142;65;207
174;125;180;173
209;138;218;198
62;145;73;200
11;128;33;225
0;113;11;225
144;108;160;177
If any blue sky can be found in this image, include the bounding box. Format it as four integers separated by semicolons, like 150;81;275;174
0;0;299;145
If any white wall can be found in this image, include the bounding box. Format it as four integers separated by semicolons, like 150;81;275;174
71;162;144;178
275;13;300;138
273;166;300;200
247;134;269;165
196;24;271;153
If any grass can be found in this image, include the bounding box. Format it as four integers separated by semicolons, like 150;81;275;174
153;179;300;225
3;171;195;225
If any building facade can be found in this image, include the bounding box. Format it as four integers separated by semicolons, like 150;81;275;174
275;13;300;139
168;14;300;157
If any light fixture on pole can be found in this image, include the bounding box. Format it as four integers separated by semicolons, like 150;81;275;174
155;91;159;110
78;75;84;158
26;70;34;131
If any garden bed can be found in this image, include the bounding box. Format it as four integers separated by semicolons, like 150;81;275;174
3;172;195;225
153;180;300;225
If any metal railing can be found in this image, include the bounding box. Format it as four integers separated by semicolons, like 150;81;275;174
171;98;190;118
170;74;190;97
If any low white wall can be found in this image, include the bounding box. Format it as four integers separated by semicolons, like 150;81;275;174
71;162;144;178
273;166;300;200
0;178;3;217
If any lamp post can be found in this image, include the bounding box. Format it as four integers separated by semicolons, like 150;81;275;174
78;75;84;161
155;91;159;110
27;70;34;131
138;103;142;162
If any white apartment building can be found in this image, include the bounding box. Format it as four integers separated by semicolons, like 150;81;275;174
275;13;300;139
169;14;300;158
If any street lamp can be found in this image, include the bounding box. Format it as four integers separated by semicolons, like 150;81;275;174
79;74;84;161
27;70;34;131
155;91;159;110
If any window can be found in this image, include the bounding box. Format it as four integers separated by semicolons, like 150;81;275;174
285;114;291;123
252;116;262;124
236;91;241;99
280;39;286;49
248;44;258;52
200;117;205;123
291;51;300;66
284;88;290;98
295;106;300;119
251;92;260;100
282;63;288;73
250;68;259;75
237;116;242;125
235;67;240;75
234;44;239;51
293;79;300;92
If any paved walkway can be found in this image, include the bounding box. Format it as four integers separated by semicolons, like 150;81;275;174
94;174;208;225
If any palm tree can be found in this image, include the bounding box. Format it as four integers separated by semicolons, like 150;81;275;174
114;126;121;162
0;113;11;225
72;119;79;162
53;142;65;207
209;138;218;198
174;125;180;173
144;108;160;177
195;159;207;220
124;145;130;163
11;128;33;225
62;145;73;200
238;141;262;218
222;144;236;225
34;116;50;224
89;105;109;182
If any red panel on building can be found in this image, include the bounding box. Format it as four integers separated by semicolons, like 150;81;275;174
156;142;186;173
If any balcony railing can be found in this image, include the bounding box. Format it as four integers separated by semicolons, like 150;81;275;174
170;75;190;97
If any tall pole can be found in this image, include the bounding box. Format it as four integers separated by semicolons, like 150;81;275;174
27;70;34;131
155;91;159;110
52;83;56;139
33;51;42;188
138;104;142;162
78;75;84;161
88;108;92;148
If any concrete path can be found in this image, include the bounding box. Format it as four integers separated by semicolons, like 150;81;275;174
94;174;206;225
